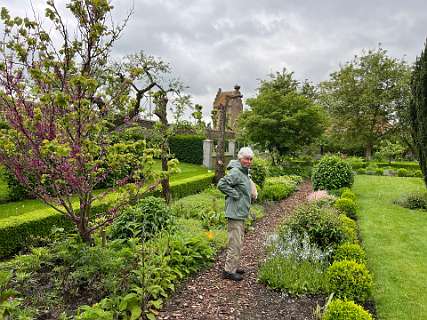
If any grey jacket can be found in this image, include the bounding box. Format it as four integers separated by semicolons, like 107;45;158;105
217;160;251;220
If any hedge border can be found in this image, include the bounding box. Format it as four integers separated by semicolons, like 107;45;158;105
0;173;214;258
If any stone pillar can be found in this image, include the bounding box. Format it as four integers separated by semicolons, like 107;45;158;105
228;140;236;157
203;139;214;169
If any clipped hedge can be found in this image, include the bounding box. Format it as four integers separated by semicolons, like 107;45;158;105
327;260;373;303
375;161;419;170
0;173;214;258
334;198;358;220
322;299;373;320
312;155;354;191
333;243;367;264
0;210;73;257
169;135;204;164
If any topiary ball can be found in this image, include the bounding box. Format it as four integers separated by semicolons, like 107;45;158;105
312;155;354;191
338;214;358;243
322;299;373;320
326;260;373;303
334;198;357;220
341;190;356;201
333;242;367;264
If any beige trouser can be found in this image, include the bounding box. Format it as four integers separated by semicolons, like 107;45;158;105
224;218;245;273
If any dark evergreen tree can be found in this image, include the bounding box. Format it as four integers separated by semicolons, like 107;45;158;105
410;39;427;188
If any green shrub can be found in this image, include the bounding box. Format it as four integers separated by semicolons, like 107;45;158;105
326;260;373;303
110;197;173;239
0;210;73;258
3;169;35;201
356;168;367;175
333;243;366;264
250;158;269;187
167;173;214;200
322;299;373;320
260;176;300;201
169;135;204;164
375;168;384;176
375;161;420;170
338;214;358;243
334;198;357;219
171;187;225;229
413;169;423;177
258;256;327;295
347;157;366;170
341;190;356;201
260;183;293;201
395;192;427;210
397;168;409;177
281;203;346;250
312;155;354;191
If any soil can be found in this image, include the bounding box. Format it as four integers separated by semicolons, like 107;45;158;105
158;181;326;320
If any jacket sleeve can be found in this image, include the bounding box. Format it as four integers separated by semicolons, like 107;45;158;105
217;169;241;199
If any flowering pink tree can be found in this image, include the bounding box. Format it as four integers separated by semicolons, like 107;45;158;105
0;0;180;242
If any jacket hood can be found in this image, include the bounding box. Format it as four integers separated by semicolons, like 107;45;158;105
226;159;248;174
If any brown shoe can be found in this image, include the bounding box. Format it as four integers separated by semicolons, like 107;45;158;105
222;271;243;281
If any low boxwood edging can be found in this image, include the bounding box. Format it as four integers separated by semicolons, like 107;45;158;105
0;173;214;258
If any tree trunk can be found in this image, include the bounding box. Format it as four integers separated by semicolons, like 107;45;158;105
214;104;226;183
161;155;171;204
365;143;373;161
78;209;92;244
154;92;172;203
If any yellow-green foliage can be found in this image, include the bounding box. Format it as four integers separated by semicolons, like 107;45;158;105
341;190;356;201
338;214;358;243
334;198;357;219
260;175;301;201
323;299;373;320
327;260;373;303
333;242;367;264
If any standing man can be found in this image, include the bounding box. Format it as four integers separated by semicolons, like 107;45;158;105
217;147;254;281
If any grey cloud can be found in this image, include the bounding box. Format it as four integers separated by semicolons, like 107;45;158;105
3;0;427;120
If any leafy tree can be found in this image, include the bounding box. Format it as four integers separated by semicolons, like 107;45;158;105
410;39;427;188
375;140;405;163
320;47;411;160
238;70;327;162
0;1;180;242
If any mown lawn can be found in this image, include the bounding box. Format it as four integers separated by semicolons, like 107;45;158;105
0;161;210;221
353;175;427;320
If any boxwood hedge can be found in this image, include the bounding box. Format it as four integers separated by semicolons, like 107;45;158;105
0;173;214;258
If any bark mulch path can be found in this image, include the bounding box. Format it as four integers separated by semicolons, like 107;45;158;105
158;181;325;320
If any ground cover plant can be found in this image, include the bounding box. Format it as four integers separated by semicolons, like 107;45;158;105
0;196;228;319
353;175;427;319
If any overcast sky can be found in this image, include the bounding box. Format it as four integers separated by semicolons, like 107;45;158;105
2;0;427;122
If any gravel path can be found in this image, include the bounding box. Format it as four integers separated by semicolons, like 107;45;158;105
158;181;325;320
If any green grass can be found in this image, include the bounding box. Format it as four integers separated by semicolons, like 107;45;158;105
353;175;427;320
0;161;210;221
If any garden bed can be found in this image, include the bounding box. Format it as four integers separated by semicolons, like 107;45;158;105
158;181;326;320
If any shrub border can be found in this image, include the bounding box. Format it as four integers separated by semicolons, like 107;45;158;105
0;173;214;258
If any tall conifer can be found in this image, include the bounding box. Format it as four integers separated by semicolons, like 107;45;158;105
410;39;427;187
